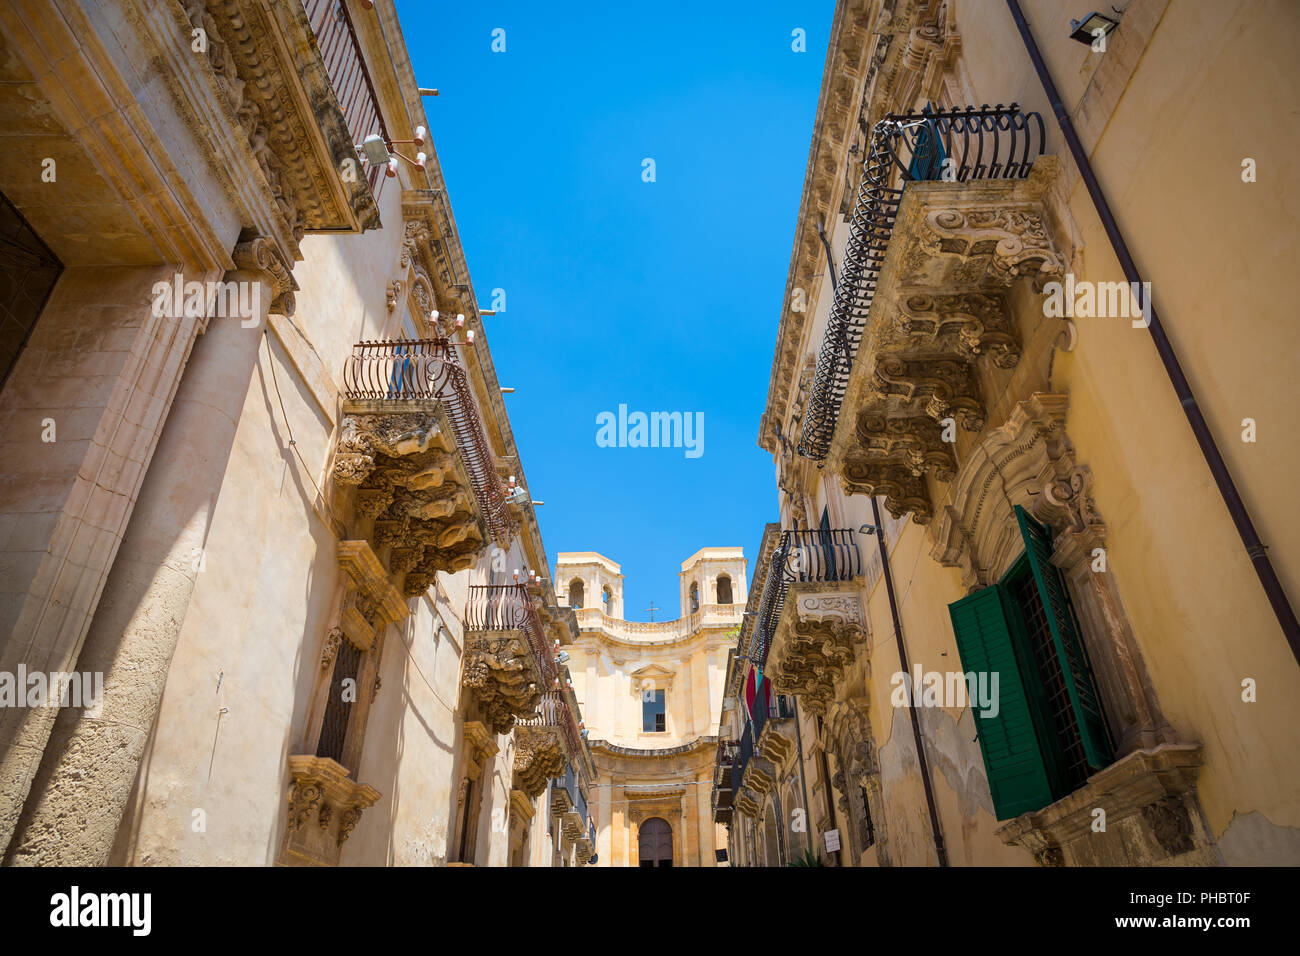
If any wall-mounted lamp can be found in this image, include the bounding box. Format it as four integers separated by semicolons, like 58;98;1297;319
858;523;878;536
1068;11;1119;45
356;128;427;178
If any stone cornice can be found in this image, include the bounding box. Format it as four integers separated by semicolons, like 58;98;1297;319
760;0;971;454
760;0;886;453
573;605;743;647
589;735;718;759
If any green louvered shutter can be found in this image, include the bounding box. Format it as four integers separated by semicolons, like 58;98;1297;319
947;585;1060;819
1014;505;1115;770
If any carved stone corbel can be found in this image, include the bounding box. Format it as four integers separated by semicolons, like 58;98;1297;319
280;755;381;866
916;206;1067;290
512;727;565;799
768;590;867;713
231;235;298;317
462;635;542;735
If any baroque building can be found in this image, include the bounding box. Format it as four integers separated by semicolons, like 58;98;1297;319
557;549;743;866
0;0;595;867
715;0;1300;866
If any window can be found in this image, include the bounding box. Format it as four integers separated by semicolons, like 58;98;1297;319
642;689;666;733
947;506;1114;819
568;578;584;609
716;574;733;605
601;586;611;612
907;109;948;181
316;638;363;766
689;581;699;613
858;785;875;851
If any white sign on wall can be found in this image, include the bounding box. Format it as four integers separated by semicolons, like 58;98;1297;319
824;828;841;853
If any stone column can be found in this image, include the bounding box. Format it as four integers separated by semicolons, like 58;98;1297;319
0;265;210;854
3;238;294;865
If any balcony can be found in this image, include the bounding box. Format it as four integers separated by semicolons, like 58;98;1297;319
747;529;866;714
798;104;1049;465
796;107;1070;527
576;817;597;864
711;739;738;824
512;691;570;798
550;766;576;817
752;692;798;772
748;529;861;665
731;722;762;818
303;0;390;211
332;337;516;595
461;584;557;735
179;0;385;256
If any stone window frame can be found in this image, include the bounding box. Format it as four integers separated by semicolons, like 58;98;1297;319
930;393;1177;760
301;542;407;777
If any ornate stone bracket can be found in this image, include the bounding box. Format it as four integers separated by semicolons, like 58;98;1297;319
336;540;409;652
826;161;1073;527
996;743;1212;865
462;633;542;735
280;755;381;866
768;588;867;714
513;726;565;799
231;235;298;317
332;402;489;591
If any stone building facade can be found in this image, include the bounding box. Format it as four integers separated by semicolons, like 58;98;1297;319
715;0;1300;866
558;548;743;866
0;0;593;867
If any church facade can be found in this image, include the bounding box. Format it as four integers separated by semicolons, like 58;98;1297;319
556;549;744;866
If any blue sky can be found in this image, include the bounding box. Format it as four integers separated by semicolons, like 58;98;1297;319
396;1;833;620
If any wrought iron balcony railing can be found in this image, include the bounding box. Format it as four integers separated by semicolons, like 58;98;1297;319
796;104;1046;461
748;529;862;666
303;0;390;200
465;584;556;686
342;337;514;542
752;690;795;745
574;783;588;825
517;689;585;764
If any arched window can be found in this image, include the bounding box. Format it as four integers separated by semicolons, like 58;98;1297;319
568;579;584;609
716;574;733;605
638;817;673;867
601;586;612;612
689;581;699;613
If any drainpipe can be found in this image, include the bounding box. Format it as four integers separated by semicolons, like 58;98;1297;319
1005;0;1300;665
814;715;841;866
871;498;949;866
790;695;814;858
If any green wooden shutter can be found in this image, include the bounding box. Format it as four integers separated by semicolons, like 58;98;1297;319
947;585;1061;819
1013;505;1115;770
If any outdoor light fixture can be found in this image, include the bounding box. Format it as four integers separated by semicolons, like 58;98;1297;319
1068;11;1119;45
359;133;389;166
557;651;570;665
858;523;878;536
357;126;427;179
